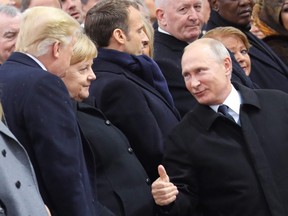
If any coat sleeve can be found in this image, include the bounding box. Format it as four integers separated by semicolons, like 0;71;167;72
158;130;201;216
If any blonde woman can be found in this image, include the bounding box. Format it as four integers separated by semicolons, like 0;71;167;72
204;26;252;76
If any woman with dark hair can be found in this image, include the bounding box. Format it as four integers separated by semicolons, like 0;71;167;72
252;0;288;66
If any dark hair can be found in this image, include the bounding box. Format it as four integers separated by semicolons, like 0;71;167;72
84;0;139;47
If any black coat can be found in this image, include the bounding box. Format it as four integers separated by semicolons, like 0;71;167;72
153;30;255;118
160;83;288;216
0;52;98;216
207;10;288;93
88;50;180;181
75;102;155;216
263;35;288;66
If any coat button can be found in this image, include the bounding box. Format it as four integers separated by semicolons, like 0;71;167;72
127;147;133;153
145;178;151;185
15;181;21;189
105;120;110;125
1;150;6;157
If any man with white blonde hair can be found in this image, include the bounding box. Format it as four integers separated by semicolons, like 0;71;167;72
0;6;99;216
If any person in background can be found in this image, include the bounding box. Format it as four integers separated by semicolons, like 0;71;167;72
144;0;156;23
20;0;60;11
0;103;50;216
204;26;252;76
154;0;253;118
152;38;288;216
85;0;180;182
252;0;288;66
132;0;155;57
0;5;20;65
81;0;99;20
207;0;288;93
62;32;156;216
61;0;84;24
250;8;265;39
153;0;204;117
201;0;211;35
143;17;154;57
0;6;98;216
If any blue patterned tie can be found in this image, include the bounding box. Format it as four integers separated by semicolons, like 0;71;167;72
218;105;235;122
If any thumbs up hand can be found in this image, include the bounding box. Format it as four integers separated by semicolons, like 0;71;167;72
151;165;179;206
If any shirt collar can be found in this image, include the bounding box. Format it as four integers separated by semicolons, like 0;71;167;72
25;53;47;71
210;85;242;114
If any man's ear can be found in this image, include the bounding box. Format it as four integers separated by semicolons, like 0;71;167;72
156;9;167;26
112;28;126;45
224;57;232;77
209;0;219;11
51;41;61;59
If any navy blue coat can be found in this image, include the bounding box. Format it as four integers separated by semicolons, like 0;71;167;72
207;10;288;93
87;50;180;181
154;30;255;118
0;52;98;216
159;83;288;216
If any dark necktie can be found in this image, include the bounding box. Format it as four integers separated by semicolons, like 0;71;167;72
218;105;235;122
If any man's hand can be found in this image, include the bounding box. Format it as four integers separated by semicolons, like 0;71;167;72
151;165;179;206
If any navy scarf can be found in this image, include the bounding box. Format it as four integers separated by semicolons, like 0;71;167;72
98;48;174;107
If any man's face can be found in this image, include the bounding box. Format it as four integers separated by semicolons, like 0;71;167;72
181;43;232;105
214;0;254;26
61;0;84;24
0;13;20;64
158;0;204;43
123;6;148;55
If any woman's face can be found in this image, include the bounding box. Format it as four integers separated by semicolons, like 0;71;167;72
220;35;251;76
281;1;288;30
62;59;96;101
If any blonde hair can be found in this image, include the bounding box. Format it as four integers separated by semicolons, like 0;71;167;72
143;18;154;58
16;6;81;57
70;33;98;65
204;26;251;50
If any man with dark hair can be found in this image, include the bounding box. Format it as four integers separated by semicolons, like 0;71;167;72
85;0;180;182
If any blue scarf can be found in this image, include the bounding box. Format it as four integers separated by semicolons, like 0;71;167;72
98;48;174;107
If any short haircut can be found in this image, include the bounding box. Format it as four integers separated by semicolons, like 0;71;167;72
0;4;21;17
70;33;97;65
84;0;139;47
203;26;251;50
16;6;80;57
185;38;230;64
207;38;231;64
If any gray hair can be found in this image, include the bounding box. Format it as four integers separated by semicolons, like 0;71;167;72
0;5;21;17
207;39;231;64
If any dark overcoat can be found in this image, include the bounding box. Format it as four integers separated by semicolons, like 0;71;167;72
160;83;288;216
